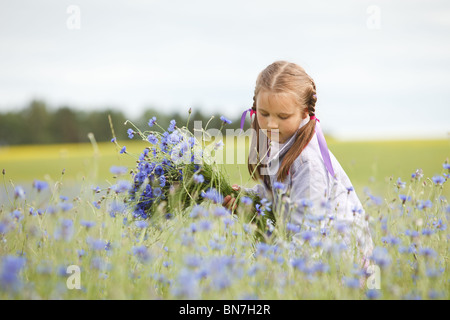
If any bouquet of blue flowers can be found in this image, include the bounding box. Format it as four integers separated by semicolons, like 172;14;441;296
114;109;274;238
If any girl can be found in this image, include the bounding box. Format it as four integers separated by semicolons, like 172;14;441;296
223;60;373;264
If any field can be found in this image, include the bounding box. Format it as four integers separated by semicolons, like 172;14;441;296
1;138;449;197
0;136;449;300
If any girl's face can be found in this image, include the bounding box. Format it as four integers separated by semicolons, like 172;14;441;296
256;90;305;143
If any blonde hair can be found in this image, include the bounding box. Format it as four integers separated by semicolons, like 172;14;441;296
248;60;318;186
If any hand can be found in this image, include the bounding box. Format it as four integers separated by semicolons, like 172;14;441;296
222;184;240;211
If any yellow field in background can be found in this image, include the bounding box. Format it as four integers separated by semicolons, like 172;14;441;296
0;137;449;197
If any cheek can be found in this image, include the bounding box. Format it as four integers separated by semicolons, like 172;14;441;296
257;115;267;127
284;118;301;133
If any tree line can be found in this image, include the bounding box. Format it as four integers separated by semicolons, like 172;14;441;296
0;100;251;145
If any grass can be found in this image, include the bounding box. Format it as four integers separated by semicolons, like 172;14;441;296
0;137;449;300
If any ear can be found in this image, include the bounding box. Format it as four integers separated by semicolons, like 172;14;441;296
301;111;308;120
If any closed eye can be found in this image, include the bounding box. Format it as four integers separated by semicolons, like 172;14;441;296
260;113;290;119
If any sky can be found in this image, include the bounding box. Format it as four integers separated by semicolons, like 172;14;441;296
0;0;449;140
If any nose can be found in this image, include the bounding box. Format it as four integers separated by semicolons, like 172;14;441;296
266;117;278;130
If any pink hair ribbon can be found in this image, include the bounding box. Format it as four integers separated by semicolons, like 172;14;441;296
240;108;256;131
310;116;336;179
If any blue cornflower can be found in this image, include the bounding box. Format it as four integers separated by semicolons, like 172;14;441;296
127;128;135;139
396;177;406;189
54;219;74;241
273;182;285;191
224;217;234;228
301;230;315;242
112;180;131;194
171;268;200;299
168;119;176;132
193;174;204;184
213;206;230;217
80;220;96;229
286;223;301;233
132;245;152;263
432;175;445;185
147;134;158;144
11;210;23;221
108;200;125;218
291;258;307;272
0;221;10;234
421;228;435;236
189;205;208;219
159;175;166;187
190;222;198;233
398;244;417;255
168;131;181;144
369;194;383;206
110;166;127;175
411;169;423;180
214;140;224;150
59;202;73;212
343;276;360;289
443;163;450;170
366;289;381;300
240;196;253;206
88;238;107;251
135;220;148;229
298;198;313;208
155;165;164;176
416;200;432;210
148;116;157;127
255;204;265;216
311;262;329;274
93;201;101;209
260;198;272;211
370;247;392;268
33;180;48;192
220;115;232;124
0;255;26;292
119;146;127;154
381;235;401;246
351;205;363;215
405;229;419;238
153;187;162;197
139;148;149;161
198;220;212;231
90;257;109;271
14;186;25;199
419;247;437;258
111;137;116;143
201;188;224;204
433;219;446;231
399;194;411;203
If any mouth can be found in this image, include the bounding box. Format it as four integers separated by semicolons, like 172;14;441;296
267;130;280;137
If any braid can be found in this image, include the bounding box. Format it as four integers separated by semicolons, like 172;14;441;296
307;78;317;117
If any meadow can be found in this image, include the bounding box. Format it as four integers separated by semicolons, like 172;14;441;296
1;137;449;198
0;132;449;300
